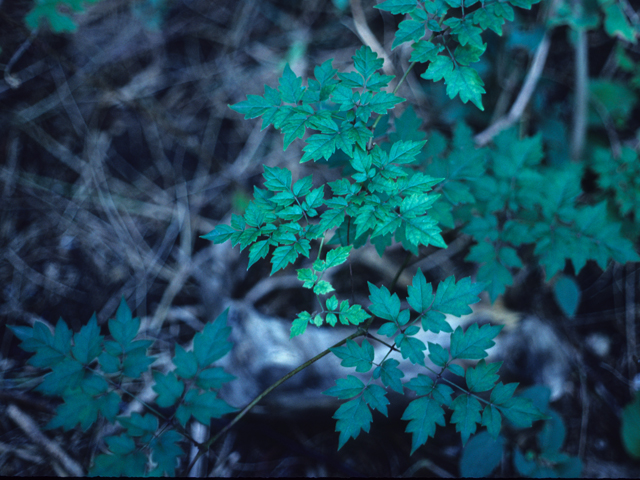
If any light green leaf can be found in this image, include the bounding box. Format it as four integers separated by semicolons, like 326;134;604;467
445;66;485;110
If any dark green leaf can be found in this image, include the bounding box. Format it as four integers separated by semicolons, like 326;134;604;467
402;397;446;454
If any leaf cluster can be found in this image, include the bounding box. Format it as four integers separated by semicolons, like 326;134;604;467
10;298;236;476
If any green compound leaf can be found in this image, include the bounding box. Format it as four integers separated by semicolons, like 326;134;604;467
109;297;139;347
427;342;449;367
402;397;446;454
482;404;503;439
37;357;84;396
353;45;384;81
193;308;233;368
91;434;147;476
323;375;366;400
175;390;237;427
117;412;158;437
407;269;434;314
501;396;548;428
71;313;103;365
433;276;484;317
278;64;305;103
333;396;373;450
271;240;311;274
451;394;482;445
368;282;401;321
363;384;390;416
392;19;425;50
325;246;352;269
411;40;444;63
450;323;503;360
291;311;311;338
10;318;72;368
195;367;235;391
173;344;198;379
465;359;501;392
122;346;155;379
375;0;418;14
395;333;426;365
490;382;519;405
421;55;454;82
331;339;374;372
374;358;405;393
445;66;485;111
47;388;108;432
149;429;184;476
153;371;185;408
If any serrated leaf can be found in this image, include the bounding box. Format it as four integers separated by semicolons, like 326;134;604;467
411;39;444;63
433;276;484;316
406;374;435;396
501;396;548;428
363;384;389;416
368;282;401;321
490;382;518;405
450;323;503;360
392;19;425;50
149;429;184;476
291;311;311;338
173;345;198;379
279;64;304;103
117;412;158;437
122;347;154;379
193;308;233;367
47;390;101;431
451;394;482;445
195;367;235;391
332;396;373;449
402;397;446;454
395;333;426;365
107;297;139;348
175;389;236;427
375;0;418;14
427;342;449;367
323;375;366;399
353;45;384;81
421;55;453;82
71;314;102;365
325;246;352;268
466;359;501;392
153;371;184;408
376;358;405;393
331;339;374;372
445;66;485;110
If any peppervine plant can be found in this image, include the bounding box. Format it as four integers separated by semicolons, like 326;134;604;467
11;0;640;475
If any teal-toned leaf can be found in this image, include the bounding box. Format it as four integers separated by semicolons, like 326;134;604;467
108;297;139;347
392;19;425;50
175;390;237;427
363;384;389;416
291;311;311;338
406;374;435;396
450;323;503;360
173;345;198;379
396;333;426;365
422;310;453;333
71;314;103;365
490;382;518;405
460;431;505;477
193;308;233;367
482;405;502;439
149;429;183;476
410;39;444;63
122;346;154;379
37;357;84;396
451;394;482;445
323;375;366;399
117;412;158;437
375;358;405;393
553;275;581;318
11;319;72;368
501;396;548;428
153;371;184;408
622;392;640;460
331;339;374;372
421;55;453;82
195;367;235;390
247;240;270;269
445;66;485;110
465;359;501;392
368;282;401;321
402;397;446;454
332;396;373;449
427;342;449;367
374;0;418;14
46;390;100;432
353;45;384;81
433;276;484;316
279;64;304;103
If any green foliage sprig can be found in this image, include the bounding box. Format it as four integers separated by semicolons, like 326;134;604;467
10;298;236;476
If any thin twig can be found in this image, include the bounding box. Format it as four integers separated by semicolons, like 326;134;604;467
570;26;588;162
474;32;551;147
